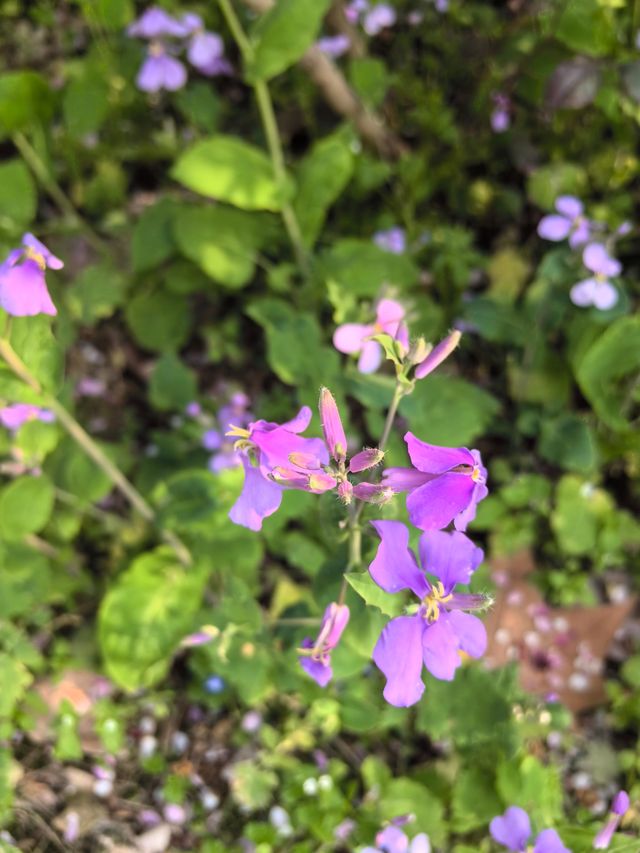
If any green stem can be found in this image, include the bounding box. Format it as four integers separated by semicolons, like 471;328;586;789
217;0;310;275
0;337;192;567
12;132;108;255
378;380;405;452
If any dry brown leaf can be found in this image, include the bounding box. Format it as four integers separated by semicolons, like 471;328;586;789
485;550;636;712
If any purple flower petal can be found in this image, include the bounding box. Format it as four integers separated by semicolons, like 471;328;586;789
414;330;461;380
532;829;570;853
319;387;347;462
372;616;425;707
136;54;167;92
333;323;371;354
537;215;571;241
446;611;486;658
161;55;188;91
127;7;190;38
490;807;531;852
555;195;582;219
22;233;63;269
202;429;222;451
382;467;434;492
281;405;313;434
582;242;611;275
409;834;431;853
358;339;383;373
570;278;597;307
375;825;410;852
363;4;397;36
0;259;57;316
187;32;224;71
316;34;351;57
418;530;483;591
591;281;618;311
568;219;590;248
373;228;406;254
407;472;476;531
229;457;283;531
299;639;333;687
421;617;460;680
404;433;475;474
453;481;488;531
612;791;630;816
370;520;429;598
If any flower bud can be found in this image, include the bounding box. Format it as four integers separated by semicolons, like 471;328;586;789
270;466;309;487
319;387;347;463
414;330;461;379
352;482;395;505
337;480;353;504
407;337;432;366
288;451;322;470
348;447;384;473
307;471;338;493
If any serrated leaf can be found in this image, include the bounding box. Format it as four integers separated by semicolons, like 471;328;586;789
345;571;403;617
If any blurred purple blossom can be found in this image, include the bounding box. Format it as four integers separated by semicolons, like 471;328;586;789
137;45;187;92
593;790;630;849
205;392;252;472
537;196;591;249
333;298;409;373
0;233;62;317
0;404;55;431
570;243;621;310
316;34;351;57
374;226;407;254
490;807;570;852
363;3;397;35
298;602;350;687
363;825;431;852
127;7;190;38
491;93;511;133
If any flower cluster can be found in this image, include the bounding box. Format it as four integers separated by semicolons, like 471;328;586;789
0;233;62;317
537;197;631;311
127;7;231;93
346;1;397;36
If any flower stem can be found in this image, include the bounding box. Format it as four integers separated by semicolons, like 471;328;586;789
378;380;405;452
216;0;310;275
12;132;108;255
0;337;192;567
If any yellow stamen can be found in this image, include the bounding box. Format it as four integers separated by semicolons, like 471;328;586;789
226;425;250;438
422;582;453;622
24;247;46;271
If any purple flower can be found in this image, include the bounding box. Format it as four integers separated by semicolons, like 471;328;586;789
383;434;488;532
0;403;55;431
185;401;202;418
319;387;347;463
570;243;620;310
368;521;487;707
228;406;329;531
490;807;570;853
491;93;511;133
345;0;369;24
414;330;461;380
363;3;397;35
298;602;350;687
333;298;409;374
0;233;62;317
363;825;431;852
137;44;188;92
374;227;406;254
593;790;630;849
537;196;591;249
316;34;351;57
127;7;190;38
205;393;252;473
187;28;231;76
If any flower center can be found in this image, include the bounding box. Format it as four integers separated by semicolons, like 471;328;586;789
149;40;165;57
422;582;453;622
471;465;484;483
24;247;46;271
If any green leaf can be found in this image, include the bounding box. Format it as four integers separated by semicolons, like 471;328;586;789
149;353;198;411
400;374;500;447
0;544;51;618
555;0;615;58
173;204;269;289
576;316;640;432
7;316;63;395
0;160;36;229
98;548;207;691
451;767;502;833
345;572;403;617
379;779;446;846
496;755;563;828
62;69;110;138
538;413;597;472
229;760;278;809
247;298;341;390
0;653;32;719
527;162;587;210
67;262;128;323
349;58;390;108
250;0;332;81
125;289;192;352
131;199;177;272
0;72;53;138
172;136;290;212
91;0;134;29
293;131;354;248
319;239;418;296
45;436;113;505
551;475;613;556
0;475;55;541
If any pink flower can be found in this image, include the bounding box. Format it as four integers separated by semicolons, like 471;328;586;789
0;234;62;317
333;298;409;373
298;603;350;686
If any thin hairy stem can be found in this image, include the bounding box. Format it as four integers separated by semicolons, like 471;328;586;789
0;337;192;566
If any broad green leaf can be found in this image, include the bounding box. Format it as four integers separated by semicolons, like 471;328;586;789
400;374;500;447
551;475;613;556
349;57;390;108
538;413;597;472
0;475;55;541
0;653;32;719
131;199;177;272
149;353;198;411
576;316;640;432
172;136;290;211
319;239;418;296
125;289;192;352
45;436;114;505
379;779;446;846
63;69;110;138
0;544;51;618
250;0;332;81
496;755;563;828
67;262;127;323
555;0;615;58
344;572;403;617
8;316;63;394
0;72;53;138
0;160;36;229
527;162;587;210
293;131;354;247
98;548;207;691
229;760;278;809
173;205;270;289
451;767;502;832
